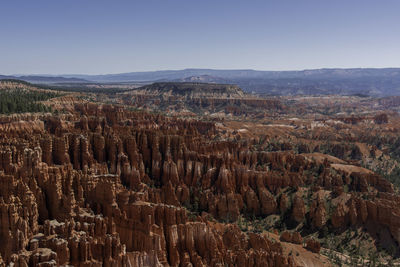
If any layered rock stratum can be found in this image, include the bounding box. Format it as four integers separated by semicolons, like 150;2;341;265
0;104;320;266
2;80;400;266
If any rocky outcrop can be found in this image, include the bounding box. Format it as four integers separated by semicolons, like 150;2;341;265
120;82;284;116
292;195;305;223
1;101;400;266
305;239;321;254
280;231;302;244
0;105;300;266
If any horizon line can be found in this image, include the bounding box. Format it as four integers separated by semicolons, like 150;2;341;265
4;66;400;76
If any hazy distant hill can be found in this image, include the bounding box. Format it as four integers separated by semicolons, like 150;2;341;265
173;75;230;84
0;75;88;83
3;68;400;96
66;68;400;81
67;68;400;96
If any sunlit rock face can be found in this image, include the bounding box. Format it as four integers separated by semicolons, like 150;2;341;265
1;98;400;266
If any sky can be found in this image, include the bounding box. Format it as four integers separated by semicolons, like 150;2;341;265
1;0;399;75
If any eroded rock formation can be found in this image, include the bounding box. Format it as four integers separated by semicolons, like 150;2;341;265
1;102;400;266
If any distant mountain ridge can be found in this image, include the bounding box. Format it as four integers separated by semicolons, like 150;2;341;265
0;75;88;83
65;68;400;82
2;68;400;96
173;75;230;84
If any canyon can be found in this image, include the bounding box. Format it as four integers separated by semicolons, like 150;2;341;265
1;80;400;266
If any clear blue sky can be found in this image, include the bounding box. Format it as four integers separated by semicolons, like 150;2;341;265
1;0;399;74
